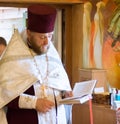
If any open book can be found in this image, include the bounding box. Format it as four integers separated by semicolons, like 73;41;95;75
59;80;97;104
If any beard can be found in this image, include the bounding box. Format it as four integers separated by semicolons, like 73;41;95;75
28;40;50;55
32;45;49;55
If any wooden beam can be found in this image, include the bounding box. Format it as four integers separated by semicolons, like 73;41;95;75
72;4;84;86
0;0;83;5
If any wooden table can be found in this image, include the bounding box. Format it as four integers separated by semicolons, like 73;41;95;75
72;102;116;124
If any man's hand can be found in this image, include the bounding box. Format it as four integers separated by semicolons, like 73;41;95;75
62;91;73;98
35;98;54;113
65;91;73;98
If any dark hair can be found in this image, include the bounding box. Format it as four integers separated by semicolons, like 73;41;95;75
0;37;7;46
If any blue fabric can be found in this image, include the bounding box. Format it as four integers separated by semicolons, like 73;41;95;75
64;105;72;124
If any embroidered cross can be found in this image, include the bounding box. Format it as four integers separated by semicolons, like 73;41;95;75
40;84;48;98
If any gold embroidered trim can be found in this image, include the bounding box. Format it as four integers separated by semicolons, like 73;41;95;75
0;55;33;65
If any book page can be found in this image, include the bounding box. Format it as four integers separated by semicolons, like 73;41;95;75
73;79;97;98
59;80;97;104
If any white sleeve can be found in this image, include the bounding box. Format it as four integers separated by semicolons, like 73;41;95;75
19;93;37;109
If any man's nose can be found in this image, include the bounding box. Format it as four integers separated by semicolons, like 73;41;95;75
43;37;49;45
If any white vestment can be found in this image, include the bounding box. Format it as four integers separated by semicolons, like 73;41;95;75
0;29;71;124
0;108;7;124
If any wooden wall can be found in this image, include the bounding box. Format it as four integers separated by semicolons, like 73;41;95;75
72;4;84;86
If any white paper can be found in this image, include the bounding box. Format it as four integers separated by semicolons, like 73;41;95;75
94;87;104;93
79;94;92;104
59;80;97;104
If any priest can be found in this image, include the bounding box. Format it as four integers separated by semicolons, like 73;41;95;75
0;4;72;124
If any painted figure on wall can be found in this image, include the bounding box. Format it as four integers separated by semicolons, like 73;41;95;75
83;0;120;89
92;1;105;68
83;0;120;123
83;0;105;68
83;2;92;68
102;0;120;89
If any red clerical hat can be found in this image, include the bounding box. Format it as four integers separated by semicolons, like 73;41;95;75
27;4;56;33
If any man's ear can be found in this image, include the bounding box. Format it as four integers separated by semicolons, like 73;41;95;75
26;30;32;47
27;29;30;37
